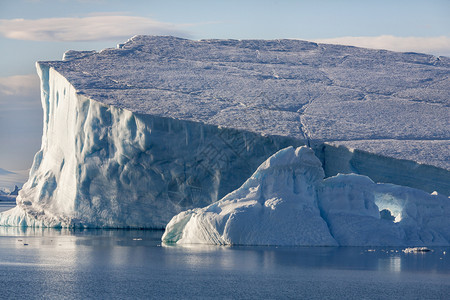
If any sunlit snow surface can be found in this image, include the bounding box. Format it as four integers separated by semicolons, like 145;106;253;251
50;36;450;169
163;147;450;246
0;36;449;229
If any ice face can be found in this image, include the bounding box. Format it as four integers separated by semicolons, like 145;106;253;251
322;144;450;195
0;65;303;228
1;36;449;228
163;146;450;246
40;36;450;195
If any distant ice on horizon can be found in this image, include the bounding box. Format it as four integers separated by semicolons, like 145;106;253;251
0;168;28;191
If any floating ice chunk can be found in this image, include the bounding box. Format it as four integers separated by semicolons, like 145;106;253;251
163;146;450;246
162;146;338;246
402;247;431;253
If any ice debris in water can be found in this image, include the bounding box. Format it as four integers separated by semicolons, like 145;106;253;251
402;247;431;253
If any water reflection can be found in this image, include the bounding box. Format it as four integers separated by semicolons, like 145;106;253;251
0;225;73;237
0;226;449;274
0;228;448;274
378;256;402;272
1;227;449;298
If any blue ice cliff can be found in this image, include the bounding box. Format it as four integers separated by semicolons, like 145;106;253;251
0;36;448;230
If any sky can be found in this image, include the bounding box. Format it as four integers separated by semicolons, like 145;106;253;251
0;0;449;176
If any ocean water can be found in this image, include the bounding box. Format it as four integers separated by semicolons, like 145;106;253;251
0;204;449;299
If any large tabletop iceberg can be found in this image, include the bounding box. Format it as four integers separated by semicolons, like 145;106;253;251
162;146;450;246
0;36;449;228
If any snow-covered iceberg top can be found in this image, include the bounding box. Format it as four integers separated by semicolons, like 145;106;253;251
39;36;450;169
1;36;448;229
162;146;450;246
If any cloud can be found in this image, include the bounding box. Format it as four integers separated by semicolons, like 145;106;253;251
313;35;450;57
0;74;41;112
0;74;40;97
0;74;43;171
0;15;191;42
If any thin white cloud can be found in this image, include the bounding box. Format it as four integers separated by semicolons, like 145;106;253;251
0;74;42;171
0;15;191;42
0;74;40;97
313;35;450;57
84;11;133;17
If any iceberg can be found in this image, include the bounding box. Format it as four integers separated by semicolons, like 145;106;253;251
1;36;449;228
162;147;450;246
163;146;337;246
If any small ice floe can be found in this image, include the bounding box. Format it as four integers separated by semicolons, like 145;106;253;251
402;247;431;253
132;238;142;241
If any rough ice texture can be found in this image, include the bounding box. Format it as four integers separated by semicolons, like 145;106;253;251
0;65;300;228
162;147;450;246
42;36;449;167
0;36;449;228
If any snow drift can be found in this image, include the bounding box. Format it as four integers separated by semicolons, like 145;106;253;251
162;146;450;246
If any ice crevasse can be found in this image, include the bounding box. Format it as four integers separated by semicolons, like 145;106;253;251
162;146;450;246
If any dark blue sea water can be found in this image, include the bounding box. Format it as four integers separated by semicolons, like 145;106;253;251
1;204;449;299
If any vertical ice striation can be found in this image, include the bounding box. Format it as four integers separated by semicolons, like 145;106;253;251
0;64;301;228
